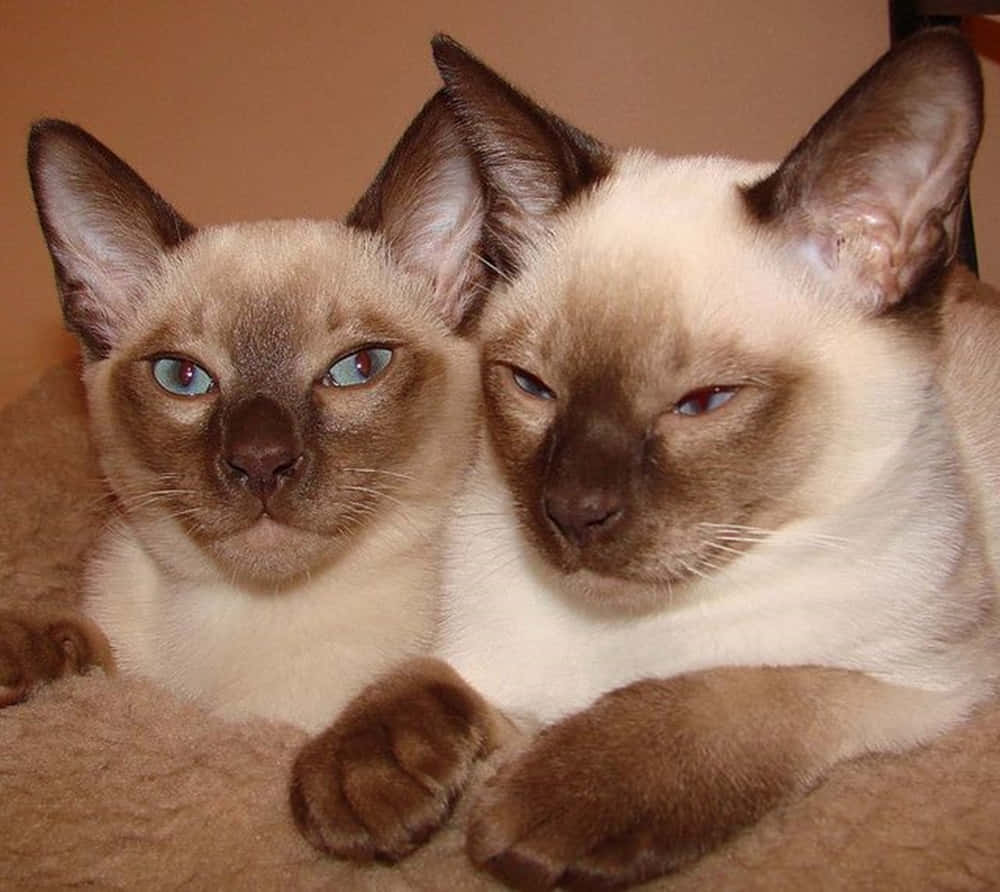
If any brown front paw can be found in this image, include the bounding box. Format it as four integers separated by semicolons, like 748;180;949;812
290;657;503;862
466;723;648;892
0;606;114;706
468;674;809;891
470;764;674;892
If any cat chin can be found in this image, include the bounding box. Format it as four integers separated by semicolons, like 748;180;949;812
207;518;341;587
527;530;710;614
509;514;700;615
553;567;685;615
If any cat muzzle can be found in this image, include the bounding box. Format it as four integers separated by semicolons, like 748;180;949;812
543;489;625;548
221;395;304;501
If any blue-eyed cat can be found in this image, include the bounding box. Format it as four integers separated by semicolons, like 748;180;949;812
7;91;487;731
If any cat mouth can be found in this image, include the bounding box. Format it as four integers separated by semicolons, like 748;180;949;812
534;530;743;609
207;504;339;552
234;515;293;546
208;515;338;584
244;512;331;542
244;503;302;531
218;512;312;549
552;565;682;613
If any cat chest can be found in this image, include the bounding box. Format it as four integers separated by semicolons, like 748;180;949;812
86;532;434;731
438;534;984;727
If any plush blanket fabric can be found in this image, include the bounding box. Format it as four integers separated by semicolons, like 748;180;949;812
2;360;999;891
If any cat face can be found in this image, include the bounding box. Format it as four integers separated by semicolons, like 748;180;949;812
29;96;487;587
431;31;982;608
86;222;474;583
477;162;835;605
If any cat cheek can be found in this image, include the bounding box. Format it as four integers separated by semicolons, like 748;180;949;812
491;400;553;451
154;397;216;431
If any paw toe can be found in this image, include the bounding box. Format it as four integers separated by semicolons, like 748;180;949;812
469;804;575;892
289;748;374;860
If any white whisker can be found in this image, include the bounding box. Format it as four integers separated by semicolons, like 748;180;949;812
703;541;748;558
340;484;428;543
341;466;416;483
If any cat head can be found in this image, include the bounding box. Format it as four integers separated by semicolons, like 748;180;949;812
28;93;489;587
431;31;983;608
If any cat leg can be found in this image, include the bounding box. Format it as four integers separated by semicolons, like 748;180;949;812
289;656;515;861
467;665;972;891
0;605;114;706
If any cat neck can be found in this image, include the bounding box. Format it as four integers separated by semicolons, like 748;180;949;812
85;502;444;731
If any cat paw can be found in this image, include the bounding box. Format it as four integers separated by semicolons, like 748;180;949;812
0;606;114;707
290;657;503;862
469;767;671;892
467;676;798;891
466;720;658;892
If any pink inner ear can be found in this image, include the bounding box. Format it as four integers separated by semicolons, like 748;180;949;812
432;34;612;284
805;176;965;314
346;91;488;330
821;206;906;311
753;31;981;316
390;151;487;328
30;122;193;358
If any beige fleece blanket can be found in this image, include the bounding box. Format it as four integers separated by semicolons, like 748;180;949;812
2;361;999;891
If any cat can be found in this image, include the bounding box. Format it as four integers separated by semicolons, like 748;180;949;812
290;28;1000;889
6;90;488;732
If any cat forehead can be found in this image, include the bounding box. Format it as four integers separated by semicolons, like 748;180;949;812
482;151;810;363
128;219;443;348
585;150;777;241
171;220;430;317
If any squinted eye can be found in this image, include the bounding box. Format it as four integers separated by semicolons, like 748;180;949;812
674;386;737;417
152;357;215;397
324;347;393;387
511;367;556;401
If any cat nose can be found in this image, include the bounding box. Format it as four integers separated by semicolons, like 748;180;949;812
223;396;303;499
544;489;624;547
226;446;301;499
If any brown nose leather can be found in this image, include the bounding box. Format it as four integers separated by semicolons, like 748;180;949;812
223;395;302;499
541;395;638;549
544;489;624;547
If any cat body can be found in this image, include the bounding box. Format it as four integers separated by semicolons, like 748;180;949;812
26;96;486;732
78;220;477;731
292;31;1000;888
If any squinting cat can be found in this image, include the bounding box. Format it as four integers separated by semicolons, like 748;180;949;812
7;90;487;731
292;29;1000;888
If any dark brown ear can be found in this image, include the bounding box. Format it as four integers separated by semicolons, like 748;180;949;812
28;120;195;360
744;28;983;312
348;90;487;330
431;34;612;279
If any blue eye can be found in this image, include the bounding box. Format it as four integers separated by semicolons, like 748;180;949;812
674;386;737;417
512;367;555;401
152;357;215;396
324;347;393;387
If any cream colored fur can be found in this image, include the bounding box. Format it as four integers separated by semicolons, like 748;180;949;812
439;152;1000;754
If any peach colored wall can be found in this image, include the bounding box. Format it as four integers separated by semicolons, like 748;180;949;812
1;2;996;408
